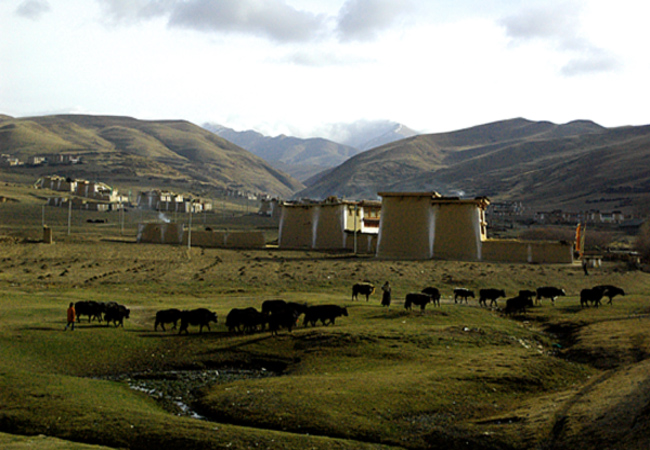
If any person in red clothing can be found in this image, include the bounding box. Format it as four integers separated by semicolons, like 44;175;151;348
64;302;76;331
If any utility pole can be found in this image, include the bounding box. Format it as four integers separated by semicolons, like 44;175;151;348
353;204;358;254
187;198;193;250
67;198;72;236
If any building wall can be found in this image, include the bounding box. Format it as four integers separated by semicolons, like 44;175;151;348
314;204;346;250
432;203;483;261
278;206;315;249
224;231;265;248
344;232;378;254
376;195;434;260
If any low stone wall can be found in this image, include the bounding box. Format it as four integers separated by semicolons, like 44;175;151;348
138;223;265;249
481;239;573;264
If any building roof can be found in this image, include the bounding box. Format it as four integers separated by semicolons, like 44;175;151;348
378;191;490;208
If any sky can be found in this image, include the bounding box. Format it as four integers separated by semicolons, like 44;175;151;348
2;0;650;140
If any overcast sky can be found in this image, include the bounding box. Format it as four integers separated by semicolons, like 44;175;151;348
2;0;649;139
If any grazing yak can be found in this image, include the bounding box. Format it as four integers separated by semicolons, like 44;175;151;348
75;300;104;323
154;308;182;331
303;305;348;326
535;286;566;305
453;288;475;304
267;306;303;335
593;285;625;305
518;290;537;301
505;295;534;315
479;288;506;307
104;303;130;327
404;293;432;311
261;299;289;315
580;288;604;308
352;283;375;301
261;299;307;334
225;307;265;334
178;308;218;334
421;287;441;307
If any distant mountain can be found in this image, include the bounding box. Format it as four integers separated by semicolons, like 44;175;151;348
324;120;419;151
202;120;419;182
0;114;304;198
295;118;650;214
203;123;362;182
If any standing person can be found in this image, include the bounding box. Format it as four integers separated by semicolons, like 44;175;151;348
381;281;392;307
64;302;76;331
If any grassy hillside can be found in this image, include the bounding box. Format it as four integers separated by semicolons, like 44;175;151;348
297;118;650;214
0;114;304;198
1;186;650;449
0;222;649;449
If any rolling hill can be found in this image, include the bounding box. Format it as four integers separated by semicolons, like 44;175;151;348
0;114;304;198
296;118;650;214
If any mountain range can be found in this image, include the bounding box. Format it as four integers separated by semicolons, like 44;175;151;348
2;114;650;216
203;121;418;181
296;118;650;214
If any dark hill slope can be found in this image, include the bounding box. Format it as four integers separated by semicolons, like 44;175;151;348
297;118;649;212
0;115;304;197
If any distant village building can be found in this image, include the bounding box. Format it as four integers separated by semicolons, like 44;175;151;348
36;176;119;202
0;154;22;167
137;189;212;213
47;197;111;212
258;198;281;219
36;175;77;192
27;156;47;166
487;201;524;216
535;209;627;225
48;154;81;165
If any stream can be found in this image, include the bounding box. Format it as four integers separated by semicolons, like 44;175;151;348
101;368;277;419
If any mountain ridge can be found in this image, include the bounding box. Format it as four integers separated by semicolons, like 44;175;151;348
295;118;650;214
0;114;304;198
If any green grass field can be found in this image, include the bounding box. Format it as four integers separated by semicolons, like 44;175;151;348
1;183;650;449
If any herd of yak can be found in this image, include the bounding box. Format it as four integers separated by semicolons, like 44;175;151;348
351;282;626;315
70;282;624;335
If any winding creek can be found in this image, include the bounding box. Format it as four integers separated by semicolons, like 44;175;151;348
101;368;278;419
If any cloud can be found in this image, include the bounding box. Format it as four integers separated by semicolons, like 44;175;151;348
561;51;619;76
283;50;374;67
499;2;582;47
336;0;416;42
15;0;51;20
499;1;619;76
97;0;328;43
168;0;328;42
96;0;418;44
